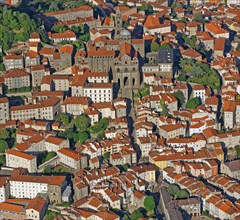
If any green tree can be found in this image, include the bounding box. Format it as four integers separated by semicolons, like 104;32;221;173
237;43;240;51
0;155;5;166
0;129;10;139
72;114;91;131
0;139;9;153
57;113;71;125
51;25;67;33
144;196;155;212
96;132;106;141
186;97;201;109
77;131;89;143
159;43;170;50
43;152;57;163
150;41;160;52
160;100;169;116
173;91;185;107
167;184;180;196
71;25;81;34
43;165;52;174
45;210;60;220
176;189;189;199
235;145;240;157
103;152;110;159
130;209;144;220
79;33;90;42
194;13;206;24
58;129;74;140
137;3;153;14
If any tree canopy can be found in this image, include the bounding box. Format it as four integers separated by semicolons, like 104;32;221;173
150;42;160;52
167;184;180;196
186;97;201;109
57;113;71;125
173;91;185;107
179;58;220;89
130;209;144;220
0;6;38;51
176;189;190;199
0;129;10;140
72;114;91;131
29;0;86;14
0;140;8;153
144;196;155;212
235;145;240;158
159;43;171;50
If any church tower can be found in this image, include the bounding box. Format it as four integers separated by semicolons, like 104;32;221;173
114;7;122;40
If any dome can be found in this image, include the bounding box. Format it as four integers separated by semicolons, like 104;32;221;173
120;29;131;36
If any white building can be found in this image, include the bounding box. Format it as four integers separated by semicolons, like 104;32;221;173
0;177;10;202
45;136;69;152
6;149;37;173
192;85;206;104
83;83;113;103
0;97;9;124
57;148;87;169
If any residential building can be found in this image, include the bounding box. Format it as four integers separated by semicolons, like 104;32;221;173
0;177;10;203
221;160;240;180
83;83;113;102
0;97;9;124
30;65;50;88
11;97;61;121
57;148;88;169
6;149;37;173
3;54;24;71
9;175;67;204
4;69;30;90
45;136;69;152
61;97;90;116
44;6;93;21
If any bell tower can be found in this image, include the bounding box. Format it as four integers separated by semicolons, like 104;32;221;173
114;7;122;40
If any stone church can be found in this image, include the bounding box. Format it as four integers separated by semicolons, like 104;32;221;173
84;8;144;98
111;8;144;98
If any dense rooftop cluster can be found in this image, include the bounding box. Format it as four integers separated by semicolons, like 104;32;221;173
0;0;240;219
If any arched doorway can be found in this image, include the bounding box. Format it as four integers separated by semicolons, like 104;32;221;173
118;78;121;88
124;77;128;87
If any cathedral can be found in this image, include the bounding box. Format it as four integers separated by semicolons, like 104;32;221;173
111;8;144;98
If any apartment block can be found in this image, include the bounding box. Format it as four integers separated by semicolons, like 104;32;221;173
0;177;10;202
0;97;10;124
30;65;50;88
6;149;37;173
57;148;88;169
10;97;61;121
4;69;31;90
9;175;67;204
3;54;24;71
83;83;113;103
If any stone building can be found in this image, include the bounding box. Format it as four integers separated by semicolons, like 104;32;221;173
30;65;50;88
113;42;140;98
73;178;89;201
87;50;115;72
142;49;174;78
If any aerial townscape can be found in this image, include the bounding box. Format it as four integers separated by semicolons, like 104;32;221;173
0;0;240;219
